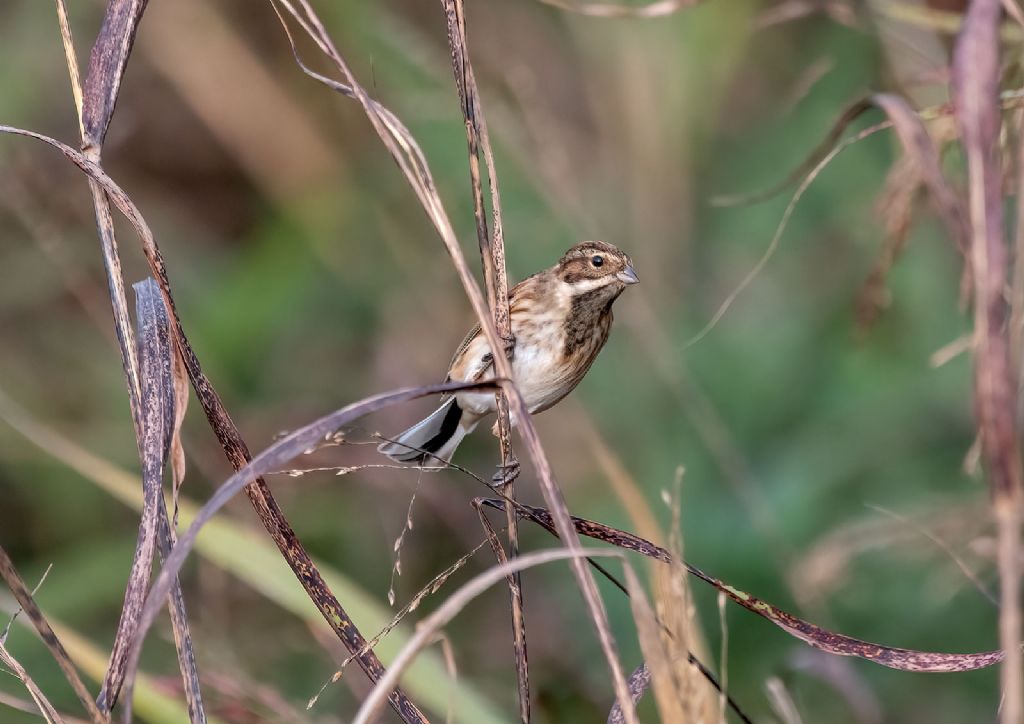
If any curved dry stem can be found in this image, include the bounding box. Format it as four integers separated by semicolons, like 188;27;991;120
351;548;622;724
483;499;1010;673
684;120;891;350
122;380;499;706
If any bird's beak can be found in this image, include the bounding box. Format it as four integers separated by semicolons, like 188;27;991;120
616;264;639;285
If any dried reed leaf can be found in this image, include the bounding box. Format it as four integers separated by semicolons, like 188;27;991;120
482;499;1010;673
872;93;969;255
81;0;149;151
118;279;205;722
98;278;184;714
54;0;83;133
50;8;204;714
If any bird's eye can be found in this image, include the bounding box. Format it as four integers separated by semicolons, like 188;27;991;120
591;255;604;267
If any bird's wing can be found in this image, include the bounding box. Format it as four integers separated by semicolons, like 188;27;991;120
444;273;551;386
446;322;482;379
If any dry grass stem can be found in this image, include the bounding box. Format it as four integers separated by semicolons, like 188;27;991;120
951;3;1024;721
439;1;527;717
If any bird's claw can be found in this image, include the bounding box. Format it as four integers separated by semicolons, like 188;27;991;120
491;458;521;488
502;334;516;362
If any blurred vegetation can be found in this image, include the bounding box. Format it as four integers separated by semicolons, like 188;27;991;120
0;0;1001;722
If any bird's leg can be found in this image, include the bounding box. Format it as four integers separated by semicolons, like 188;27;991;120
490;400;520;488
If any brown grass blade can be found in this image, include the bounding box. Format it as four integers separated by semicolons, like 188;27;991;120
270;4;635;718
481;498;1009;673
0;546;101;722
128;279;206;723
951;2;1024;721
154;506;204;724
81;0;149;152
472;501;530;718
351;548;622;724
96;278;176;712
57;0;144;444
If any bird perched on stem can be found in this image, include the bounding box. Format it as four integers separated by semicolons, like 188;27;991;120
379;240;638;468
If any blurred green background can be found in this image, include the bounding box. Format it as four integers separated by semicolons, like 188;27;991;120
0;0;999;722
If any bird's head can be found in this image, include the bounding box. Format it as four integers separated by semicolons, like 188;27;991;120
556;241;639;297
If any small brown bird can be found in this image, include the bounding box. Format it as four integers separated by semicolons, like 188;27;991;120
379;241;638;467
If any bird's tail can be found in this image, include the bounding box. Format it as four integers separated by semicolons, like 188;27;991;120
377;397;476;467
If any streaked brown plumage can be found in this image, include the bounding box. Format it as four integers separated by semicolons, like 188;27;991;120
379;241;638;466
